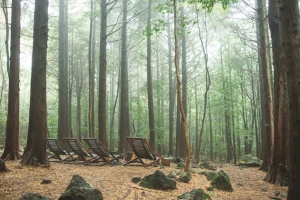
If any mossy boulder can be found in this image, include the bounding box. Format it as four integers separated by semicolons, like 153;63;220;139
238;154;262;167
199;162;217;171
139;170;176;190
20;193;51;200
131;177;142;184
178;188;211;200
58;174;103;200
211;170;233;192
200;171;217;181
179;171;192;183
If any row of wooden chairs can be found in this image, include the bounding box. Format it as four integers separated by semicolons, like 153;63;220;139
46;137;164;166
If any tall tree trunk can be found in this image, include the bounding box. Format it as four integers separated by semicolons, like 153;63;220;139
88;0;95;138
256;0;274;172
179;9;187;158
119;0;130;153
21;0;48;166
2;0;21;160
265;0;288;185
195;9;211;163
168;22;175;156
58;0;69;142
2;0;9;76
279;0;300;198
146;0;155;150
99;0;108;146
173;0;190;172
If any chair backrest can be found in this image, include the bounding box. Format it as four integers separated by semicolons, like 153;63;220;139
84;138;112;158
126;137;155;160
47;138;68;155
64;138;92;157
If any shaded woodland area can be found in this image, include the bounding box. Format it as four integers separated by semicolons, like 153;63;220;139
0;0;300;199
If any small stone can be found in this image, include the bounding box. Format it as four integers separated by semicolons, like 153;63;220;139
207;186;214;191
280;193;287;198
261;188;267;192
275;191;280;196
41;178;51;184
237;182;243;187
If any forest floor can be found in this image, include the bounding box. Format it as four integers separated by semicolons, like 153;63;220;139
0;159;288;200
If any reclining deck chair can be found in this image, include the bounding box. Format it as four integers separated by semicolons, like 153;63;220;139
83;138;123;166
64;138;95;164
46;138;73;162
124;137;164;166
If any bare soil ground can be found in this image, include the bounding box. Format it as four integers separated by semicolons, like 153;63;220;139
0;160;287;200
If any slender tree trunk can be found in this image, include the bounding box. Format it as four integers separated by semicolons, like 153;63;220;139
168;22;175;156
173;0;190;172
88;0;95;138
2;0;9;76
58;0;69;142
195;9;211;163
146;0;155;150
179;9;187;158
99;0;107;146
21;0;48;166
256;0;274;172
119;0;130;153
2;0;21;160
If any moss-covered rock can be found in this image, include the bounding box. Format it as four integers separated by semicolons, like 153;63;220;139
131;177;142;184
238;154;262;167
200;171;217;181
199;162;217;171
139;170;176;190
179;171;192;183
178;188;211;200
211;170;233;192
20;193;51;200
58;174;103;200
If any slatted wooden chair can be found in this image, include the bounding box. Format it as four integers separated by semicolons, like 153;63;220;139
63;138;95;164
83;138;123;166
124;137;164;166
46;138;73;162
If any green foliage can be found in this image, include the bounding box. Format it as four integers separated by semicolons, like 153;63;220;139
187;0;238;12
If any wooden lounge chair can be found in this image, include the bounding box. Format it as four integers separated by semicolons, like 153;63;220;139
46;138;73;162
63;138;95;164
124;137;164;166
83;138;124;166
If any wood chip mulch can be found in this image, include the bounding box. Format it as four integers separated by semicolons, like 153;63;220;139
0;160;288;200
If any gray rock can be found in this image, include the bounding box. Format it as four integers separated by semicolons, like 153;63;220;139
211;170;233;192
179;171;192;183
58;174;103;200
238;154;262;167
177;188;211;200
20;193;51;200
140;170;176;190
199;162;217;171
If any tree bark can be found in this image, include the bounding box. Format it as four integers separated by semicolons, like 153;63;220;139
173;0;190;172
119;0;130;153
58;0;69;142
146;0;156;151
99;0;108;146
168;22;175;156
2;0;21;160
256;0;274;172
88;0;95;138
279;0;300;198
21;0;48;166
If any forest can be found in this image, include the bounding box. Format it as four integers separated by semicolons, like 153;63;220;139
0;0;300;199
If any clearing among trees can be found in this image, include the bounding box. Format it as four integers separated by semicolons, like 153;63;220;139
0;161;287;199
